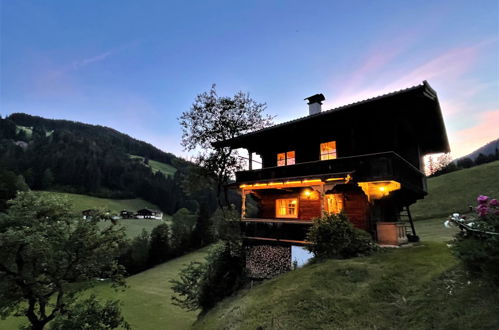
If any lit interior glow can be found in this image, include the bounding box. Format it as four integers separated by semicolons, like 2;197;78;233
357;181;401;201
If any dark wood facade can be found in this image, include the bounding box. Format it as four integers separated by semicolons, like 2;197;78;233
216;81;450;246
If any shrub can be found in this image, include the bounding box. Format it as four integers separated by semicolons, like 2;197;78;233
447;195;499;284
306;213;377;259
171;241;246;312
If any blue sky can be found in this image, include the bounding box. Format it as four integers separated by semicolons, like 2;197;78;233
1;0;498;158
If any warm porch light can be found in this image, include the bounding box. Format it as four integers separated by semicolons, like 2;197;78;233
358;180;401;201
304;190;311;197
239;178;326;190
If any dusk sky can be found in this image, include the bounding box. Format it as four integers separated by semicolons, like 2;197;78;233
1;0;498;159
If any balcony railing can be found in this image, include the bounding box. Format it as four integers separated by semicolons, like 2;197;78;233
236;151;426;194
241;218;312;244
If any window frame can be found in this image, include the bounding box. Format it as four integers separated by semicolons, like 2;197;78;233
320;141;337;160
275;198;299;218
277;150;296;166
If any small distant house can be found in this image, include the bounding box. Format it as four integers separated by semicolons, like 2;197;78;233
120;210;135;219
136;208;163;220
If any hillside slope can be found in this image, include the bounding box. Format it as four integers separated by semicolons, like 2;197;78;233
411;161;499;220
1;247;210;330
194;243;499;330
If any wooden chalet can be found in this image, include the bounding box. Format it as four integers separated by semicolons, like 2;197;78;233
215;81;449;278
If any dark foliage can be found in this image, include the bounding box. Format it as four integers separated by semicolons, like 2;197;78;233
118;230;151;275
170;242;246;312
149;224;171;265
306;213;377;259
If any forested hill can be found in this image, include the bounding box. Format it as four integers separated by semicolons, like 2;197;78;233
0;113;219;215
8;113;180;165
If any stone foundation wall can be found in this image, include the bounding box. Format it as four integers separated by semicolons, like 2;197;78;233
245;244;291;279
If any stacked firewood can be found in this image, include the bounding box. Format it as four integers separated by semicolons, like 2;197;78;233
245;245;291;279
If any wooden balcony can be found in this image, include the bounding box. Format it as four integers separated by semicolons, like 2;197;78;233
241;218;313;245
236;151;427;195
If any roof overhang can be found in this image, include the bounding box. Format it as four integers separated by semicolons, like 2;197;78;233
213;81;450;155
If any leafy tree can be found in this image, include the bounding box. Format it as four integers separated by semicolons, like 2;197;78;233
149;224;171;265
48;296;130;330
171;208;197;253
0;192;127;330
119;229;151;274
179;84;273;208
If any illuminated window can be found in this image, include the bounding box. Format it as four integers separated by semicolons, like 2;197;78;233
286;151;295;165
325;194;343;214
277;151;296;166
277;153;285;166
276;198;298;218
320;141;337;160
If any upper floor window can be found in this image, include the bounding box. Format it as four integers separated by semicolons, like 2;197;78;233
320;141;337;160
277;151;295;166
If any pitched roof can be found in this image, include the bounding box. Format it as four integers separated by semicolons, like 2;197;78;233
214;81;449;154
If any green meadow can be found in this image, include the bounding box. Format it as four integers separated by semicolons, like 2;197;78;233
129;154;177;176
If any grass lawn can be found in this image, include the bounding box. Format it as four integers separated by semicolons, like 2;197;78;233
129;154;177;176
0;247;210;330
411;161;499;220
414;216;459;242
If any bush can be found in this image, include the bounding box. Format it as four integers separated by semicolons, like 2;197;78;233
448;196;499;284
171;241;246;312
306;213;377;259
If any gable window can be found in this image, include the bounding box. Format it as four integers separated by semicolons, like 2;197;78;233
320;141;337;160
276;198;298;218
277;151;295;166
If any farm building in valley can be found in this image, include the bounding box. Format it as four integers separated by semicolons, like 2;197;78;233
136;208;163;220
215;81;449;278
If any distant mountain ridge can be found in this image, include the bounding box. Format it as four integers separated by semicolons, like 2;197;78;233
455;138;499;162
7;113;181;166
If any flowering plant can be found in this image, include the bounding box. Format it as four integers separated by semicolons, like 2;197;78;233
445;195;499;236
446;195;499;284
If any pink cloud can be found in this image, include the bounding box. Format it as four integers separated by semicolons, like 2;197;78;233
452;110;499;158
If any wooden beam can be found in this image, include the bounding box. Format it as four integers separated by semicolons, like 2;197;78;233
248;151;253;170
241;189;247;219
